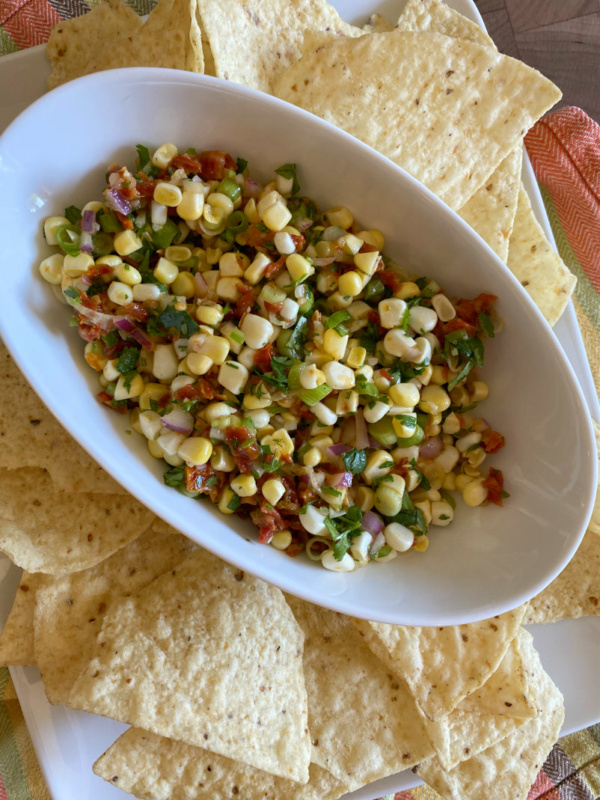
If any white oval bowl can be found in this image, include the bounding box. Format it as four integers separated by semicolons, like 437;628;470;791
0;69;595;625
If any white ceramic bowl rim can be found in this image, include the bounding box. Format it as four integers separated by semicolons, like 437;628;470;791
0;68;596;625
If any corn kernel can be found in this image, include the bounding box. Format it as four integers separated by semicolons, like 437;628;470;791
151;142;178;169
338;271;363;297
153;182;183;207
395;282;421;300
357;229;384;250
419;385;451;414
389;382;420;408
139;383;170;411
115;263;142;286
354;250;380;276
39;254;64;284
303;446;322;467
43;216;69;245
177;437;213;466
271;530;292;550
346;346;366;369
114;372;144;401
470;381;489;402
114;230;143;256
455;474;474;491
63;252;94;277
325;206;353;229
148;439;164;459
245;253;272;285
286;253;314;283
218;487;238;514
342;233;364;255
107;281;133;306
230;474;257;498
196;305;224;327
171;271;196;298
177;191;204;221
462;479;488;507
244;198;260;224
355;486;375;512
187;353;213;375
154;257;179;285
262;200;292;232
262;479;285;506
323;328;348;361
412;535;429;552
216;277;242;302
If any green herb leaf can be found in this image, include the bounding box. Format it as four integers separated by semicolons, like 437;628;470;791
86;279;107;297
116;346;140;375
98;212;122;233
163;465;185;488
478;312;495;338
325;310;351;330
409;458;431;490
227;493;242;511
236;157;248;174
262;356;294;392
64;205;82;225
342;448;367;475
321;486;342;497
155;306;200;338
136;144;152;170
152;218;179;250
358;321;381;355
275;163;300;195
395;414;417;430
63;286;80;302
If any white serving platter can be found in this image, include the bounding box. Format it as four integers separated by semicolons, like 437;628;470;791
1;1;599;798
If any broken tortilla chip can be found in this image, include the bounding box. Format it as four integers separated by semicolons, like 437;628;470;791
507;186;576;325
67;549;311;783
352;605;527;721
33;526;196;705
0;571;37;666
273;31;560;211
0;468;152;575
395;0;493;48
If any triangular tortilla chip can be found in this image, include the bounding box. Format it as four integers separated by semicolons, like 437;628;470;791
34;526;196;705
362;13;393;33
524;528;600;624
198;0;362;93
417;641;564;800
395;0;493;48
68;549;311;783
0;571;37;666
422;630;538;771
458;147;523;262
352;605;527;721
1;347;126;495
94;728;345;800
273;31;560;211
0;468;152;574
287;597;433;792
98;0;204;73
507;186;576;325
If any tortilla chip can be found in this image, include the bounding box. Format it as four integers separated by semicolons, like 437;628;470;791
198;0;362;93
68;549;311;783
47;0;143;89
0;572;37;666
287;597;433;791
97;0;204;73
417;641;564;800
395;0;493;48
33;526;196;705
352;605;526;721
458;147;523;262
507;186;576;325
588;420;600;535
362;13;393;33
524;528;600;624
274;31;560;211
0;348;126;495
0;468;152;574
94;728;345;800
422;630;538;771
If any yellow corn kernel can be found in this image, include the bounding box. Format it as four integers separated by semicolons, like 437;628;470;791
395;282;421;300
177;191;204;221
129;407;143;435
261;428;294;458
95;254;122;269
39;254;64;284
231;474;257;497
107;281;133;306
342;233;364;255
388;382;420;408
357;229;384;250
419;384;451;414
414;499;432;525
63;252;94;277
429;365;449;386
355;485;375;512
147;439;164;459
114;263;142;286
196;335;230;365
262;478;285;506
441;472;456;491
114;372;144;401
419;364;433;386
196;305;224;327
151;142;178;169
323;328;348;361
271;530;292;550
462;479;488;507
164;245;192;263
171;271;196;298
262;200;292;232
207;192;234;215
346;346;366;369
328;291;353;310
470;381;489;403
286;253;314;283
186;353;212;375
338;271;363;297
153;182;183;207
354;250;380;276
218;487;238;515
154;257;179;285
43;215;69;245
113;230;143;256
176;437;212;466
139;383;170;411
244;198;260;224
455;474;474;491
303;447;322;467
325;206;353;229
412;535;429;552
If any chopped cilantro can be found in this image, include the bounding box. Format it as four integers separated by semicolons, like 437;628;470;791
323;506;363;561
262;356;294;392
63;286;80;302
389;492;428;536
321;486;342;497
116;346;140;375
395;414;417;430
274;163;300;195
380;460;395;469
376;545;392;558
409;458;431;490
122;370;137;392
150;306;200;338
478;312;495;338
236;157;248;174
152;218;179;250
387;358;425;382
439;489;456;509
64;205;82;225
102;330;119;348
163;465;186;488
227;493;242;511
86;279;107;297
358;321;381;355
342;448;367;475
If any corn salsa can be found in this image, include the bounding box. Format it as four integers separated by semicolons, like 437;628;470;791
40;144;506;572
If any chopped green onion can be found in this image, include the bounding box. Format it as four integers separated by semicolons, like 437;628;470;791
152;218;179;250
55;224;81;256
98;212;122;233
287;361;304;391
325;310;351;329
226;210;249;235
230;329;245;345
64;205;82;225
218;178;242;202
298;383;332;406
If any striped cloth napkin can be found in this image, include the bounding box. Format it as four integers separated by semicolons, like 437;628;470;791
0;1;599;795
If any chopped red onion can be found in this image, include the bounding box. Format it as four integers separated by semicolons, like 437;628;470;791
327;472;353;489
114;317;135;333
81;209;97;233
79;231;94;253
80;274;93;286
355;409;369;450
328;443;351;457
161;408;194;435
419;436;443;460
243;179;261;198
367;436;381;449
195;272;208;297
131;326;153;350
362;510;384;536
105;188;131;216
74;304;121;331
473;418;491;432
296;218;314;232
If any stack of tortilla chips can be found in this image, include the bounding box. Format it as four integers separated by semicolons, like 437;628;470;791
0;0;594;798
